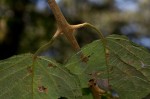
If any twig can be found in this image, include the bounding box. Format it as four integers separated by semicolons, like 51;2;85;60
34;0;106;64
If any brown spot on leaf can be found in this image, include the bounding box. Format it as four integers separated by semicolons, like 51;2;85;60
88;78;105;98
80;53;93;63
80;55;89;63
89;79;94;83
48;63;56;68
38;86;48;93
27;66;33;74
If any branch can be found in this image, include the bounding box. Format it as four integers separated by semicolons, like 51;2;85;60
48;0;69;28
34;0;106;64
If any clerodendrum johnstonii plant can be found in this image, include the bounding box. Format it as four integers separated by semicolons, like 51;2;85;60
0;0;150;99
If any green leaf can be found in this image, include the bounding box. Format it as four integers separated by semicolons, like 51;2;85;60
65;38;108;99
0;54;81;99
66;35;150;99
66;39;107;87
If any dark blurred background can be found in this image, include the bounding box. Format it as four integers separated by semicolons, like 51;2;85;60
0;0;150;62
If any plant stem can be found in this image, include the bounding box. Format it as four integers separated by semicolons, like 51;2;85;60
72;23;105;44
34;0;107;66
33;30;60;58
48;0;69;28
48;0;81;52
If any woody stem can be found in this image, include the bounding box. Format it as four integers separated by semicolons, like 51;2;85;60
48;0;69;29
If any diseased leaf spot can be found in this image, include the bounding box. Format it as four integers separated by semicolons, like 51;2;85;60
80;55;89;63
38;86;48;93
80;53;93;63
27;66;33;74
48;63;56;68
88;79;106;95
88;79;96;87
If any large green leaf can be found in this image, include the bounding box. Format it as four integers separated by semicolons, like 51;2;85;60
0;54;81;99
66;35;150;99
